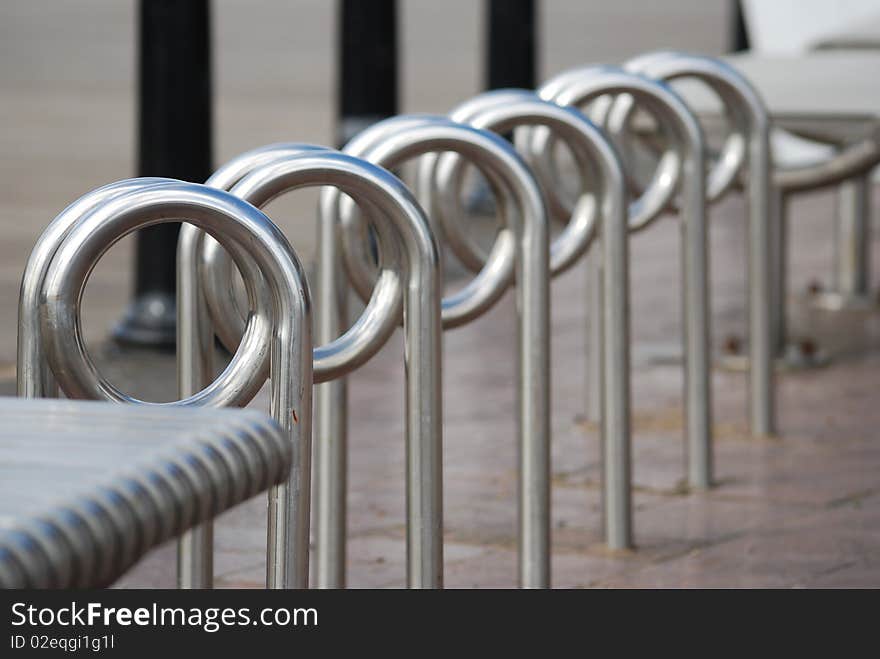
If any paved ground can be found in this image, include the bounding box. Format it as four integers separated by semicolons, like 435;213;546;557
3;2;879;588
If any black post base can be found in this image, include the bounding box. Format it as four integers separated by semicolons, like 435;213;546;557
111;291;177;350
115;0;212;350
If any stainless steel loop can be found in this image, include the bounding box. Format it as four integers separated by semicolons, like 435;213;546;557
33;180;314;589
621;51;777;438
186;145;444;589
414;89;634;549
537;65;714;490
608;51;748;205
319;113;550;588
417;89;626;277
528;65;684;233
189;145;409;384
38;182;311;409
331;115;538;329
17;177;177;399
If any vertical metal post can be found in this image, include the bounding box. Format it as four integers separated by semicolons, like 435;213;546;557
317;0;397;585
176;228;214;589
770;186;788;359
749;127;777;437
485;8;549;579
486;0;536;91
680;141;713;489
515;164;551;590
586;253;603;423
833;174;872;302
313;201;349;588
337;0;397;147
114;0;213;348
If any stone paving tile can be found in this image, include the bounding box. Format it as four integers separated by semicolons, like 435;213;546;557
598;520;880;588
114;542;177;590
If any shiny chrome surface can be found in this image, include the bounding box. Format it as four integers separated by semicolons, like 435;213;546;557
328;114;550;587
0;398;287;589
416;92;634;549
535;66;714;490
620;51;777;438
25;181;313;588
184;146;444;589
17;177;175;400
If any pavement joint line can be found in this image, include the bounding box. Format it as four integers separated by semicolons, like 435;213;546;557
214;560;265;582
826;487;880;508
812;560;860;578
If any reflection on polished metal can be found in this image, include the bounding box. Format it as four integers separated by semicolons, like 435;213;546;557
618;51;777;438
0;399;288;589
532;66;714;490
324;115;550;587
176;145;325;589
415;92;633;550
17;177;176;400
21;180;314;588
183;145;443;588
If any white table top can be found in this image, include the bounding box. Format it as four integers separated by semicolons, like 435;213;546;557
810;14;880;50
668;51;880;121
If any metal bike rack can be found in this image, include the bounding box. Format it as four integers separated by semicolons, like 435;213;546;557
613;51;777;438
316;115;552;587
19;179;314;588
414;91;636;550
529;66;714;490
182;145;444;589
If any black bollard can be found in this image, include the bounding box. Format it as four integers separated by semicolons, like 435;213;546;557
468;0;536;214
729;0;750;52
113;0;213;349
486;0;537;92
336;0;398;149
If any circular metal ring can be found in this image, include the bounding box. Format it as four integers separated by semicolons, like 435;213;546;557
332;114;545;329
418;89;627;277
40;181;311;410
184;144;404;386
527;65;684;233
195;143;329;359
17;177;177;399
613;51;750;205
196;148;419;383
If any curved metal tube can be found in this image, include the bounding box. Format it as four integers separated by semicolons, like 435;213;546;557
411;99;596;276
32;181;313;588
336;116;521;328
608;53;747;206
774;131;880;192
321;115;550;588
177;143;396;588
415;92;634;549
618;51;776;439
184;147;444;589
17;177;175;399
537;66;713;490
524;71;683;236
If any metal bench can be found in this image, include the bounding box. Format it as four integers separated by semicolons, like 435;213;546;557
0;397;287;589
